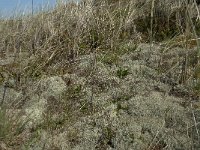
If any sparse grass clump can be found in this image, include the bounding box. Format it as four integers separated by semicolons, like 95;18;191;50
0;108;28;149
116;67;129;79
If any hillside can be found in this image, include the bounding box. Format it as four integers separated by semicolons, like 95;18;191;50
0;0;200;149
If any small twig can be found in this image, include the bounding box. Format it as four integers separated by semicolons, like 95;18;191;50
32;0;34;16
194;0;200;21
190;103;200;142
150;0;155;50
148;120;165;149
88;46;99;114
1;83;8;107
187;121;200;129
90;85;94;113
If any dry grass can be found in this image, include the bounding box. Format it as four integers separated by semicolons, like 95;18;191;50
0;0;199;80
0;0;200;149
0;0;139;84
